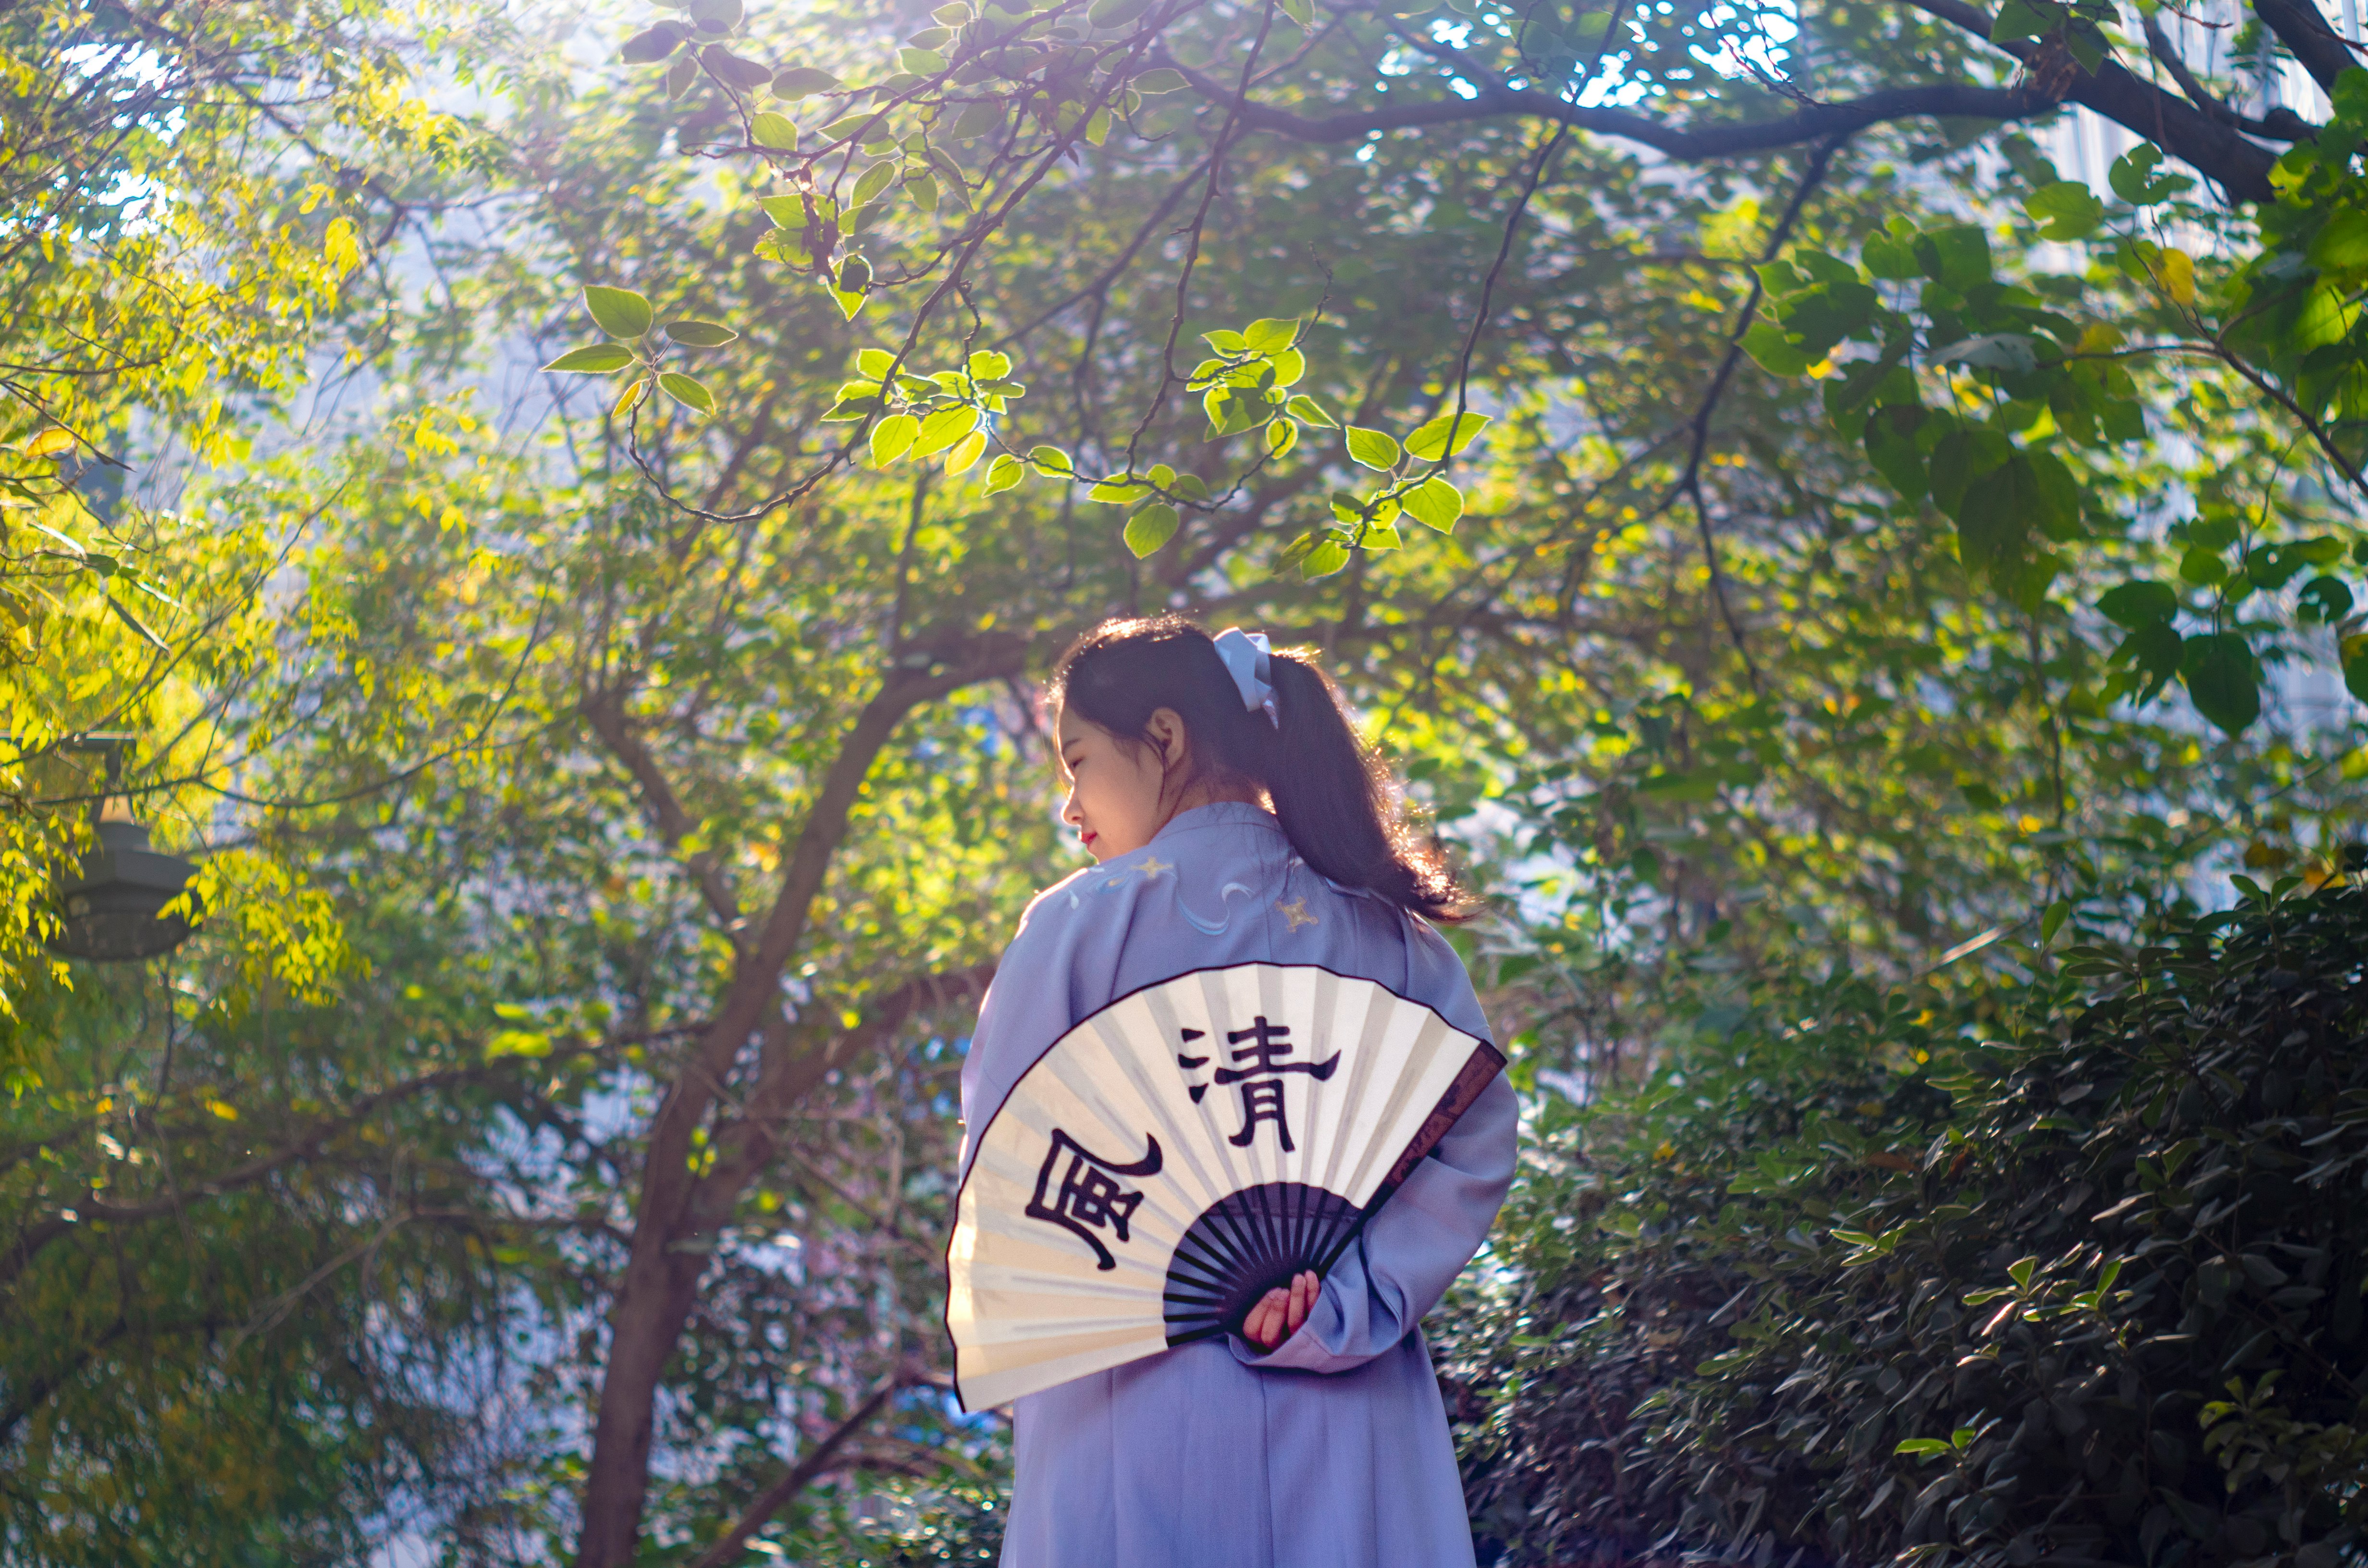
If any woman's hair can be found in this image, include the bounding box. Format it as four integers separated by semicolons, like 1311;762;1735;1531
1047;615;1471;924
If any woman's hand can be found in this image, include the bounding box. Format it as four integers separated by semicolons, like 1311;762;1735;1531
1242;1270;1319;1352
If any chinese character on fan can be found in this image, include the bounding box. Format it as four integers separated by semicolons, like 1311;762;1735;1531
1174;1015;1340;1152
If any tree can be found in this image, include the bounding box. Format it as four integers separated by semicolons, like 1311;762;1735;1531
8;0;2367;1555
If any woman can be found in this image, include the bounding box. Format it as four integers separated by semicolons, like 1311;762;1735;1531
956;615;1517;1568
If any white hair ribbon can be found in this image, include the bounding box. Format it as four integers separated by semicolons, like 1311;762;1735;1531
1211;627;1279;728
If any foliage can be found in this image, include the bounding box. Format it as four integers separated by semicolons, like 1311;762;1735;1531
1451;877;2368;1568
0;0;485;1005
6;0;2368;1555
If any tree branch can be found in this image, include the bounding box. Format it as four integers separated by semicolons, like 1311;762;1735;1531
582;685;745;934
1901;0;2283;201
0;1055;563;1289
687;961;999;1237
2251;0;2357;92
1167;0;2291;203
688;1372;918;1568
1665;135;1849;694
1164;53;2054;160
2142;11;2318;140
575;634;1024;1566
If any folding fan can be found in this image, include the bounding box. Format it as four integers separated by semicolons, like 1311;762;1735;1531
945;962;1504;1411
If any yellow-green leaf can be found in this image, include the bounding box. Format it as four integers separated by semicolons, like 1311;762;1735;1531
584;285;653;339
871;413;920;465
543;343;637;373
913;404;980;457
657;371;716;415
1124;502;1180;557
945;429;988;474
1403;475;1463;532
1403;409;1492;461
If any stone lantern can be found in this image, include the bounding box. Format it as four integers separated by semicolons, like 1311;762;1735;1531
46;737;199;962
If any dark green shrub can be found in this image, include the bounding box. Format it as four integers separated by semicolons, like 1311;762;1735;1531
1449;883;2368;1568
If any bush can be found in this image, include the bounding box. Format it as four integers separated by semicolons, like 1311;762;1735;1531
1448;883;2368;1568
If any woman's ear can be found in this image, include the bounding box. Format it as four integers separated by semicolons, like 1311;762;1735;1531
1144;707;1189;772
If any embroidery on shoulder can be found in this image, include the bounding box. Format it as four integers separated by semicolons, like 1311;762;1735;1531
1277;897;1318;931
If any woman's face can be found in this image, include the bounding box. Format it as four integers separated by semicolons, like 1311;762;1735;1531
1056;704;1181;862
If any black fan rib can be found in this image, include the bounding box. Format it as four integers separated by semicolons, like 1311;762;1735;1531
1161;1183;1361;1346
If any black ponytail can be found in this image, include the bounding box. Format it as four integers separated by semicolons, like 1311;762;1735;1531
1048;615;1472;924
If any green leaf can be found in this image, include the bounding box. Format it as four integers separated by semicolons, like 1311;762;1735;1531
2178;545;2227;586
818;113;875;143
1862;228;1919;280
1285;393;1338;429
1895;1438;1954;1457
1403;409;1491;460
856;348;897;379
2298;575;2355;625
898;46;949;73
1915;224;1993;290
906;172;940;212
913;405;980;458
2312;209;2368;271
2111;620;2183;703
945;429;987;474
1266;418;1298;458
1090;0;1154;24
665;52;698;99
664;319;738;347
1133;67;1188;92
1862;405;1927;500
1403;476;1463;532
1927;425;2011;517
772;65;842;98
485;1029;553;1061
620;20;692;62
871;413;920;466
1123;502;1181;556
2182;633;2260;735
750;111;799;149
2109;143;2189;205
1242;317;1298;353
701;44;776;90
584;285;653;339
2040;899;2070;943
1028;444;1074;477
1989;0;2060;43
948;100;1004;141
1300;534;1350;577
1279;0;1314;29
2343;636;2368;703
1089;477;1152;504
2024;180;2106;241
1740;320;1813;376
2097;580;2177;628
984;452;1025;495
968;349;1013;380
542;343;637;373
103;594;168;649
852;160;898;209
657;371;716;415
1345;425;1401;471
1955;457;2046;583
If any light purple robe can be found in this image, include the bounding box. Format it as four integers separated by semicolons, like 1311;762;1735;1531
957;802;1518;1568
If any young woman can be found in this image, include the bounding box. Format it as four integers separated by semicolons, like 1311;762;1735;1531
957;615;1517;1568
